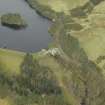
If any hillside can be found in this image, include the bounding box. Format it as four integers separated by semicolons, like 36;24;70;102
0;0;105;105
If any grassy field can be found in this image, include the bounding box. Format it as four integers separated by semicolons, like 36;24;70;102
0;48;75;105
0;48;43;75
92;1;105;14
70;1;105;75
0;48;25;75
37;0;88;14
38;55;77;105
0;98;12;105
1;0;105;105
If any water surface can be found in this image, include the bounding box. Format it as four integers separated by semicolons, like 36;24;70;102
0;0;52;52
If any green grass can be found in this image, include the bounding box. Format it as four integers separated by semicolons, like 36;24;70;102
1;0;105;105
92;1;105;14
70;11;105;76
0;48;74;105
37;0;88;14
0;48;25;75
38;55;79;105
0;98;13;105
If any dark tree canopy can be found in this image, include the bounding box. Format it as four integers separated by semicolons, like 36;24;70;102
18;53;61;95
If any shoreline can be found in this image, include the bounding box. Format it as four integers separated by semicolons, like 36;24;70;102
0;0;54;54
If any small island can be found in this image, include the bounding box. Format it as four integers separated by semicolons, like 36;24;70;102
1;13;27;29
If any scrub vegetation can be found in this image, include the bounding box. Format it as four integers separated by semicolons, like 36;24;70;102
1;13;27;29
1;0;105;105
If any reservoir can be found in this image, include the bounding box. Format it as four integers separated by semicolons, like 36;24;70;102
0;0;52;52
